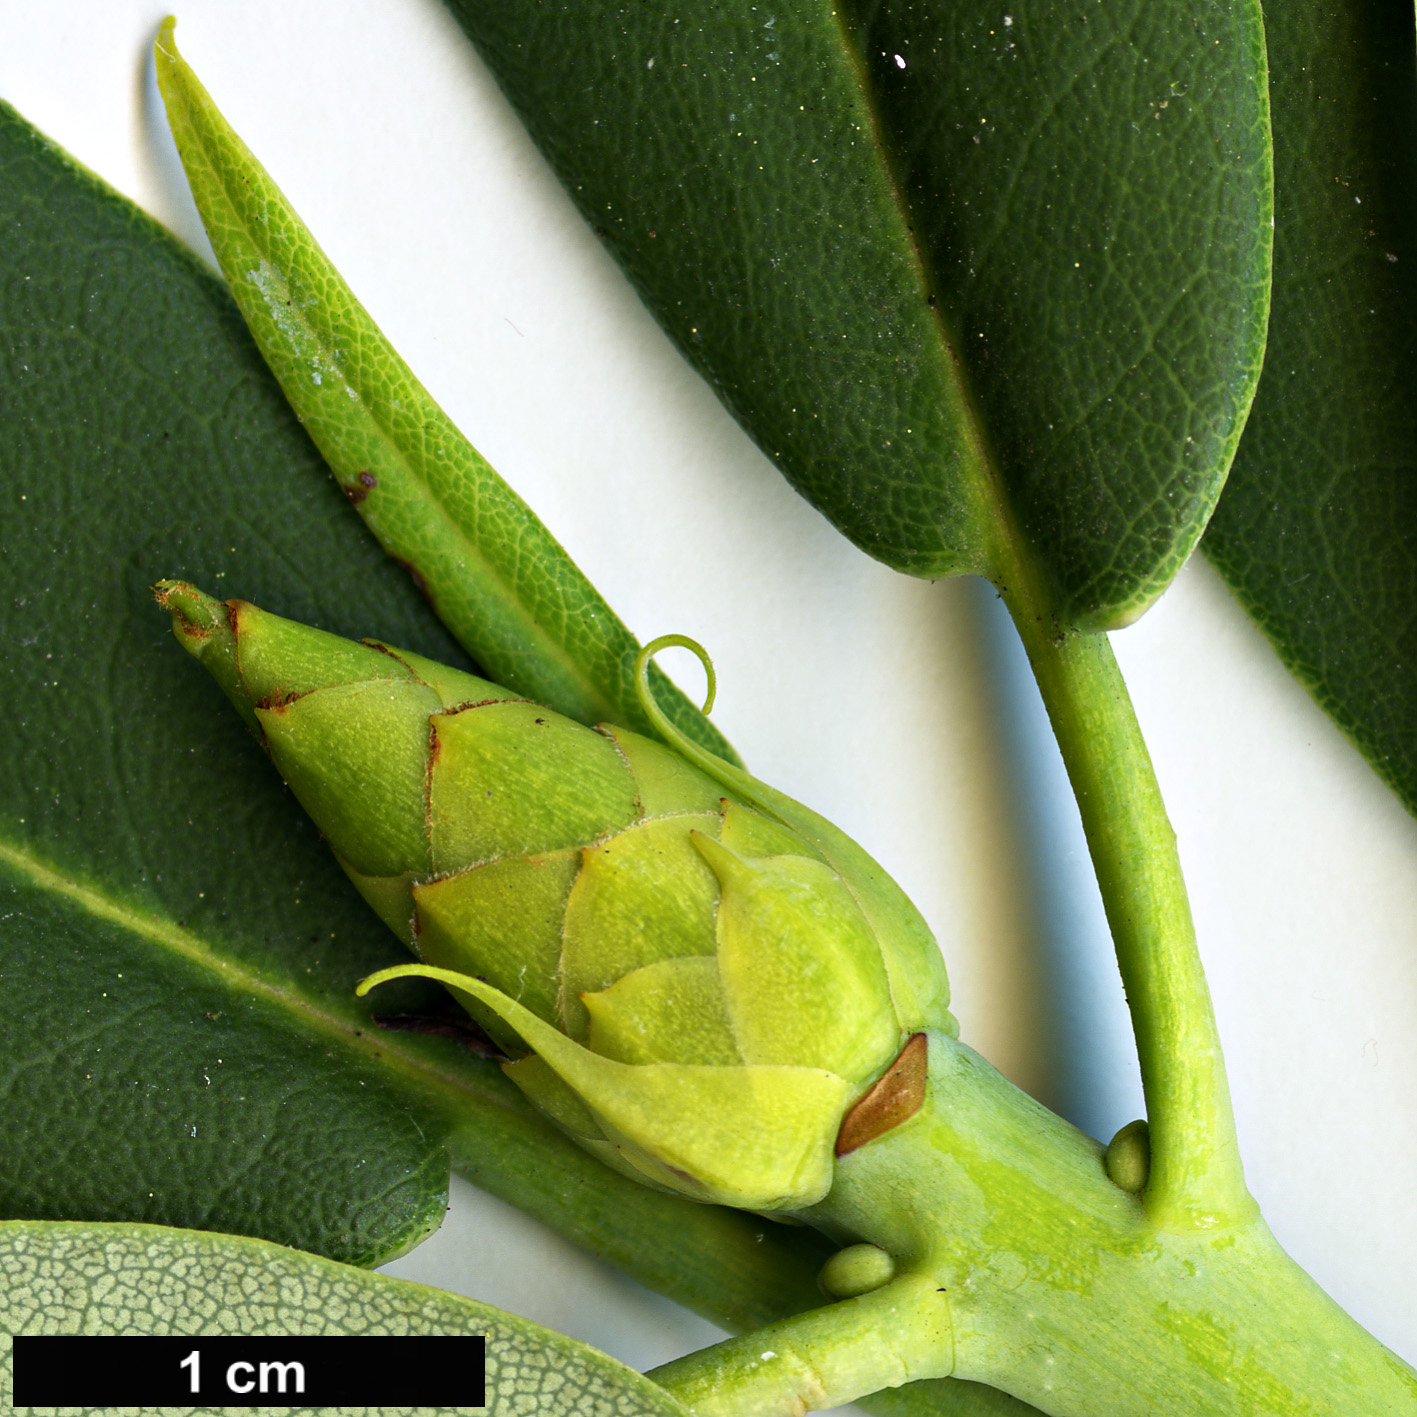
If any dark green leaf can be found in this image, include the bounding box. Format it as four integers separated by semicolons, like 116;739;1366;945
0;1219;695;1417
0;857;446;1265
1203;0;1417;815
447;0;1271;627
0;97;466;1262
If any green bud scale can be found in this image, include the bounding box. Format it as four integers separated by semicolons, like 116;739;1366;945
159;582;955;1212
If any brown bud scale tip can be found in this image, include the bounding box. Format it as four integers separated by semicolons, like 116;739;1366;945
836;1033;928;1156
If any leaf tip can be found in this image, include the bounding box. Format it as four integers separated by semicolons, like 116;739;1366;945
154;15;179;62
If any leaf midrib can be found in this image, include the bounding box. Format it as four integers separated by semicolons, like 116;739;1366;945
195;125;628;728
0;833;519;1121
823;2;1039;608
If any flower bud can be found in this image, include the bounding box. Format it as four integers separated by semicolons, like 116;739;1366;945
160;582;956;1210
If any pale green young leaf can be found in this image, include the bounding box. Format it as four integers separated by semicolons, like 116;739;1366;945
152;19;736;762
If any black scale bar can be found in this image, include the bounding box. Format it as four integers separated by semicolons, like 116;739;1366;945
11;1335;486;1408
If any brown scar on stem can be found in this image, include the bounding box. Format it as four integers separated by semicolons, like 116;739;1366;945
835;1032;928;1156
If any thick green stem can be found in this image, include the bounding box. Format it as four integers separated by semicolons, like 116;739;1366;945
795;1031;1416;1417
1002;596;1248;1230
642;1032;1415;1416
648;1273;952;1417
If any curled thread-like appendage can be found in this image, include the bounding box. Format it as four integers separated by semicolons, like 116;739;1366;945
633;634;784;817
636;634;718;716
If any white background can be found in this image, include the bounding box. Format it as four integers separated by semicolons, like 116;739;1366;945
5;0;1414;1396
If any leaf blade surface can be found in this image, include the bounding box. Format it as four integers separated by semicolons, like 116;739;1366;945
0;97;472;1263
1203;0;1417;813
447;0;1272;625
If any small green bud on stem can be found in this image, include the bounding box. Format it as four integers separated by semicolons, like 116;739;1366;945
818;1243;896;1300
1104;1118;1151;1193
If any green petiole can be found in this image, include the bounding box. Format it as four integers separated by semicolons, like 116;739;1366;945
665;1031;1414;1416
1004;595;1251;1230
